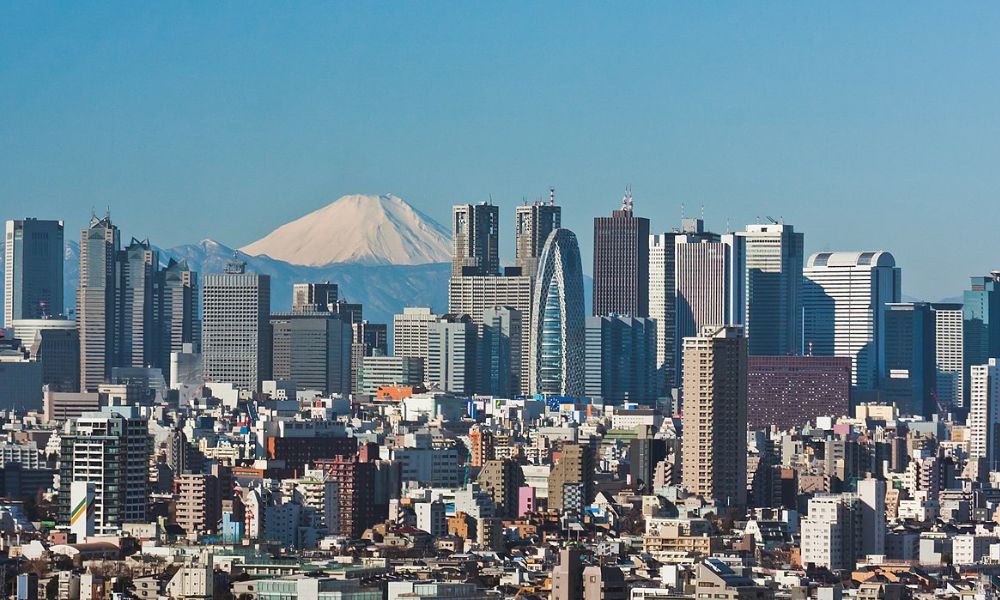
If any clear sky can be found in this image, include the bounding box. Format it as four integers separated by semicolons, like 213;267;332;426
3;3;1000;300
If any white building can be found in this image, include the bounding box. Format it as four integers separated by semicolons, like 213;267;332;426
802;251;901;391
801;485;885;571
932;303;964;410
969;358;1000;469
393;307;439;362
649;233;676;395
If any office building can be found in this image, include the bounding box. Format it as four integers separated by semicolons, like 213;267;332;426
77;213;120;391
270;311;352;394
351;320;388;395
738;222;804;356
584;315;657;405
393;307;439;362
479;306;521;397
449;274;533;394
747;356;851;430
476;458;524;517
674;220;745;387
292;282;338;313
0;339;42;410
359;356;424;396
159;259;199;375
514;196;561;279
118;238;159;370
932;303;964;411
13;318;79;392
4;218;64;325
649;232;677;394
969;358;1000;470
681;326;747;507
547;443;593;512
529;229;585;397
592;190;650;317
426;315;477;395
58;406;152;535
881;303;936;417
965;272;1000;406
802;251;901;391
201;260;271;391
451;203;499;277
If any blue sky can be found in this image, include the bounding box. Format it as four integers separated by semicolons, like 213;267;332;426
2;3;1000;300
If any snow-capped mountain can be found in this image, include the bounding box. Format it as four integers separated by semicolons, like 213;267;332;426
240;193;452;266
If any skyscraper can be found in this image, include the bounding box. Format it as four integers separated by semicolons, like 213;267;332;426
159;258;199;375
969;358;1000;471
964;272;1000;406
78;213;120;392
738;222;804;356
514;196;561;279
426;315;477;395
479;306;521;397
118;238;158;369
529;229;585;397
351;320;388;395
4;218;64;325
449;275;533;394
584;315;657;405
393;307;439;362
292;282;338;313
452;203;499;277
681;325;747;507
932;303;964;411
649;233;677;395
674;220;745;387
592;190;650;317
881;302;936;418
802;251;901;392
270;311;352;394
201;259;271;391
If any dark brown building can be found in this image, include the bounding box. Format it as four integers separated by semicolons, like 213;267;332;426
592;196;650;317
747;355;852;430
314;452;377;539
266;436;357;472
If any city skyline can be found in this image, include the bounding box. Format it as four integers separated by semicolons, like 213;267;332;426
5;4;1000;302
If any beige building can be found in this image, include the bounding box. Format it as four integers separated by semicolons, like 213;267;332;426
175;473;220;537
547;443;594;513
681;325;748;508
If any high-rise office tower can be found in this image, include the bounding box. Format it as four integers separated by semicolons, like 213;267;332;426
351;321;388;394
159;258;199;375
529;229;585;397
31;323;81;393
292;283;338;313
881;302;936;418
547;443;594;512
649;233;677;395
4;219;64;325
393;307;439;361
674;220;745;387
738;222;804;356
514;195;561;279
452;203;500;277
681;325;747;507
78;213;120;391
802;251;901;392
479;306;521;397
584;315;657;405
270;311;352;394
449;275;533;394
201;259;271;391
747;356;851;430
118;238;159;369
932;303;964;410
592;190;650;317
58;405;151;535
965;272;1000;406
970;359;1000;471
426;315;477;394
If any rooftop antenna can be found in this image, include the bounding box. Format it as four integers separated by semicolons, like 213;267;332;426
700;204;705;221
549;187;555;206
627;185;634;211
621;186;629;211
681;203;685;220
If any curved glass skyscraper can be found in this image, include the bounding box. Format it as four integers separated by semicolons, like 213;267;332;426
529;229;585;396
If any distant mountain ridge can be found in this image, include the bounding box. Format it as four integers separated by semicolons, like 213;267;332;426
240;193;452;266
